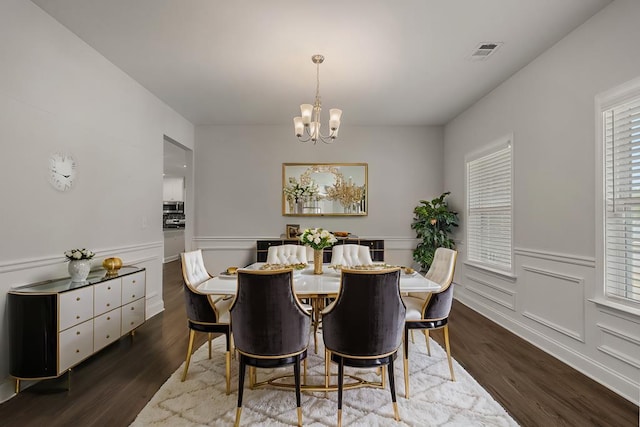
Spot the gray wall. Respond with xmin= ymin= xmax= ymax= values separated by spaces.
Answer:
xmin=444 ymin=0 xmax=640 ymax=402
xmin=193 ymin=125 xmax=444 ymax=274
xmin=0 ymin=0 xmax=193 ymax=402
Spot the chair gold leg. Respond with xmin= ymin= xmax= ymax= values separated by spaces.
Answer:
xmin=410 ymin=329 xmax=415 ymax=344
xmin=208 ymin=332 xmax=212 ymax=359
xmin=234 ymin=407 xmax=242 ymax=427
xmin=443 ymin=325 xmax=455 ymax=381
xmin=225 ymin=351 xmax=231 ymax=395
xmin=381 ymin=365 xmax=386 ymax=388
xmin=297 ymin=407 xmax=302 ymax=427
xmin=15 ymin=379 xmax=20 ymax=394
xmin=181 ymin=329 xmax=196 ymax=382
xmin=393 ymin=402 xmax=400 ymax=421
xmin=325 ymin=349 xmax=330 ymax=389
xmin=403 ymin=356 xmax=410 ymax=399
xmin=425 ymin=330 xmax=431 ymax=356
xmin=338 ymin=408 xmax=342 ymax=427
xmin=249 ymin=366 xmax=255 ymax=388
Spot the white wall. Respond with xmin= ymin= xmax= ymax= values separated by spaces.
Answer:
xmin=0 ymin=0 xmax=194 ymax=402
xmin=193 ymin=125 xmax=444 ymax=274
xmin=444 ymin=0 xmax=640 ymax=403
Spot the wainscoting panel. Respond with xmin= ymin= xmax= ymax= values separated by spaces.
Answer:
xmin=465 ymin=274 xmax=516 ymax=310
xmin=521 ymin=265 xmax=585 ymax=342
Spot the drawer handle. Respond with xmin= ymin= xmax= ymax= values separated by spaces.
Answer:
xmin=132 ymin=294 xmax=135 ymax=298
xmin=76 ymin=331 xmax=80 ymax=335
xmin=76 ymin=297 xmax=80 ymax=301
xmin=76 ymin=315 xmax=80 ymax=319
xmin=132 ymin=280 xmax=136 ymax=284
xmin=108 ymin=286 xmax=111 ymax=290
xmin=106 ymin=335 xmax=110 ymax=339
xmin=107 ymin=317 xmax=111 ymax=320
xmin=131 ymin=307 xmax=135 ymax=311
xmin=130 ymin=321 xmax=134 ymax=325
xmin=76 ymin=349 xmax=80 ymax=353
xmin=107 ymin=303 xmax=110 ymax=307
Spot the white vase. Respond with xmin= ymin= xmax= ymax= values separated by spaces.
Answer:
xmin=68 ymin=259 xmax=91 ymax=282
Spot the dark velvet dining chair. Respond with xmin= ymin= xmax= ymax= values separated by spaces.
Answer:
xmin=322 ymin=267 xmax=404 ymax=427
xmin=180 ymin=250 xmax=232 ymax=395
xmin=402 ymin=247 xmax=458 ymax=398
xmin=230 ymin=268 xmax=311 ymax=427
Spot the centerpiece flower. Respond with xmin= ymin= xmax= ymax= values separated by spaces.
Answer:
xmin=64 ymin=248 xmax=95 ymax=282
xmin=299 ymin=228 xmax=337 ymax=274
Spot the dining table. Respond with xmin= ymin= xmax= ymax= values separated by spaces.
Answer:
xmin=197 ymin=262 xmax=440 ymax=296
xmin=196 ymin=262 xmax=441 ymax=392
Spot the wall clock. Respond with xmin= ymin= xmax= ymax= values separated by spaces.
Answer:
xmin=48 ymin=153 xmax=77 ymax=192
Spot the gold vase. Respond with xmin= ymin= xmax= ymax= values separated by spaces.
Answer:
xmin=102 ymin=257 xmax=123 ymax=276
xmin=313 ymin=249 xmax=323 ymax=275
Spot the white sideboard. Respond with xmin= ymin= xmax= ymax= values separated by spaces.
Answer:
xmin=7 ymin=266 xmax=146 ymax=393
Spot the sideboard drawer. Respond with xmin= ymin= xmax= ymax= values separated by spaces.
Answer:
xmin=122 ymin=271 xmax=145 ymax=304
xmin=94 ymin=309 xmax=122 ymax=351
xmin=59 ymin=319 xmax=94 ymax=373
xmin=121 ymin=298 xmax=145 ymax=334
xmin=59 ymin=287 xmax=94 ymax=331
xmin=94 ymin=279 xmax=122 ymax=316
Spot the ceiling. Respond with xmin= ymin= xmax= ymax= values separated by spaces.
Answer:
xmin=31 ymin=0 xmax=611 ymax=128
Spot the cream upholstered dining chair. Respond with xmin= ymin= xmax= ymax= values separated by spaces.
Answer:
xmin=329 ymin=244 xmax=374 ymax=267
xmin=322 ymin=267 xmax=405 ymax=427
xmin=180 ymin=250 xmax=233 ymax=395
xmin=266 ymin=244 xmax=308 ymax=265
xmin=402 ymin=247 xmax=457 ymax=398
xmin=230 ymin=269 xmax=311 ymax=427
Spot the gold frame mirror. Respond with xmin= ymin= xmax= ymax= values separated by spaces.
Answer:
xmin=282 ymin=163 xmax=368 ymax=216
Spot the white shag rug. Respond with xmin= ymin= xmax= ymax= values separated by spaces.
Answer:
xmin=131 ymin=332 xmax=518 ymax=426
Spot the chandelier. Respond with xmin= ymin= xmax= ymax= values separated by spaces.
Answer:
xmin=293 ymin=54 xmax=342 ymax=144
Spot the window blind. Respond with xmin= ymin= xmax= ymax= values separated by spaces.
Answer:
xmin=604 ymin=96 xmax=640 ymax=303
xmin=467 ymin=144 xmax=512 ymax=271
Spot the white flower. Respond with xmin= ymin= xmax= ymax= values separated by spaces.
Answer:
xmin=72 ymin=251 xmax=82 ymax=259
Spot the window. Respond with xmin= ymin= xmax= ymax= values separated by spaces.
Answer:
xmin=602 ymin=93 xmax=640 ymax=304
xmin=466 ymin=136 xmax=513 ymax=273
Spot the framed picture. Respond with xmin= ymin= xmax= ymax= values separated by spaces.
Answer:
xmin=286 ymin=224 xmax=300 ymax=239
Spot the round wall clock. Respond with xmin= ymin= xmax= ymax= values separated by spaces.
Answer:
xmin=48 ymin=153 xmax=77 ymax=192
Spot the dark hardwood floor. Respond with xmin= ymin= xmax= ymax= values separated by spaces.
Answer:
xmin=0 ymin=260 xmax=637 ymax=426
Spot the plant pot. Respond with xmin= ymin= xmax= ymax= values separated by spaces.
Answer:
xmin=68 ymin=259 xmax=91 ymax=282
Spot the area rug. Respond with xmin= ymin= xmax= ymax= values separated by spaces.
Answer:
xmin=131 ymin=332 xmax=518 ymax=426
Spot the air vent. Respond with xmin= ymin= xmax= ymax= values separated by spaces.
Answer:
xmin=468 ymin=42 xmax=503 ymax=61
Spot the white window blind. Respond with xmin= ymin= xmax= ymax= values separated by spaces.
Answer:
xmin=467 ymin=143 xmax=512 ymax=272
xmin=604 ymin=96 xmax=640 ymax=303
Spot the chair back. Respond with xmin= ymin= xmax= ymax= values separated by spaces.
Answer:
xmin=231 ymin=269 xmax=310 ymax=357
xmin=180 ymin=251 xmax=220 ymax=323
xmin=330 ymin=244 xmax=374 ymax=267
xmin=266 ymin=244 xmax=308 ymax=265
xmin=181 ymin=249 xmax=211 ymax=287
xmin=422 ymin=248 xmax=457 ymax=320
xmin=323 ymin=268 xmax=404 ymax=357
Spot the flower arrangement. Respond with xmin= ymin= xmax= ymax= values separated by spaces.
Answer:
xmin=299 ymin=228 xmax=338 ymax=250
xmin=283 ymin=177 xmax=319 ymax=202
xmin=64 ymin=248 xmax=95 ymax=261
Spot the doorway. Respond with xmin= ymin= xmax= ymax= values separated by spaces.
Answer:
xmin=163 ymin=137 xmax=192 ymax=263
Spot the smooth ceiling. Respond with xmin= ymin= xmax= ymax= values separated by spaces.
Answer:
xmin=31 ymin=0 xmax=611 ymax=126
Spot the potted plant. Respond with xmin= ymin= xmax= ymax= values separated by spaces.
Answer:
xmin=411 ymin=192 xmax=459 ymax=271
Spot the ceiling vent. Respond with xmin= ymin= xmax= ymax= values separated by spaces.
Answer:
xmin=468 ymin=42 xmax=503 ymax=61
